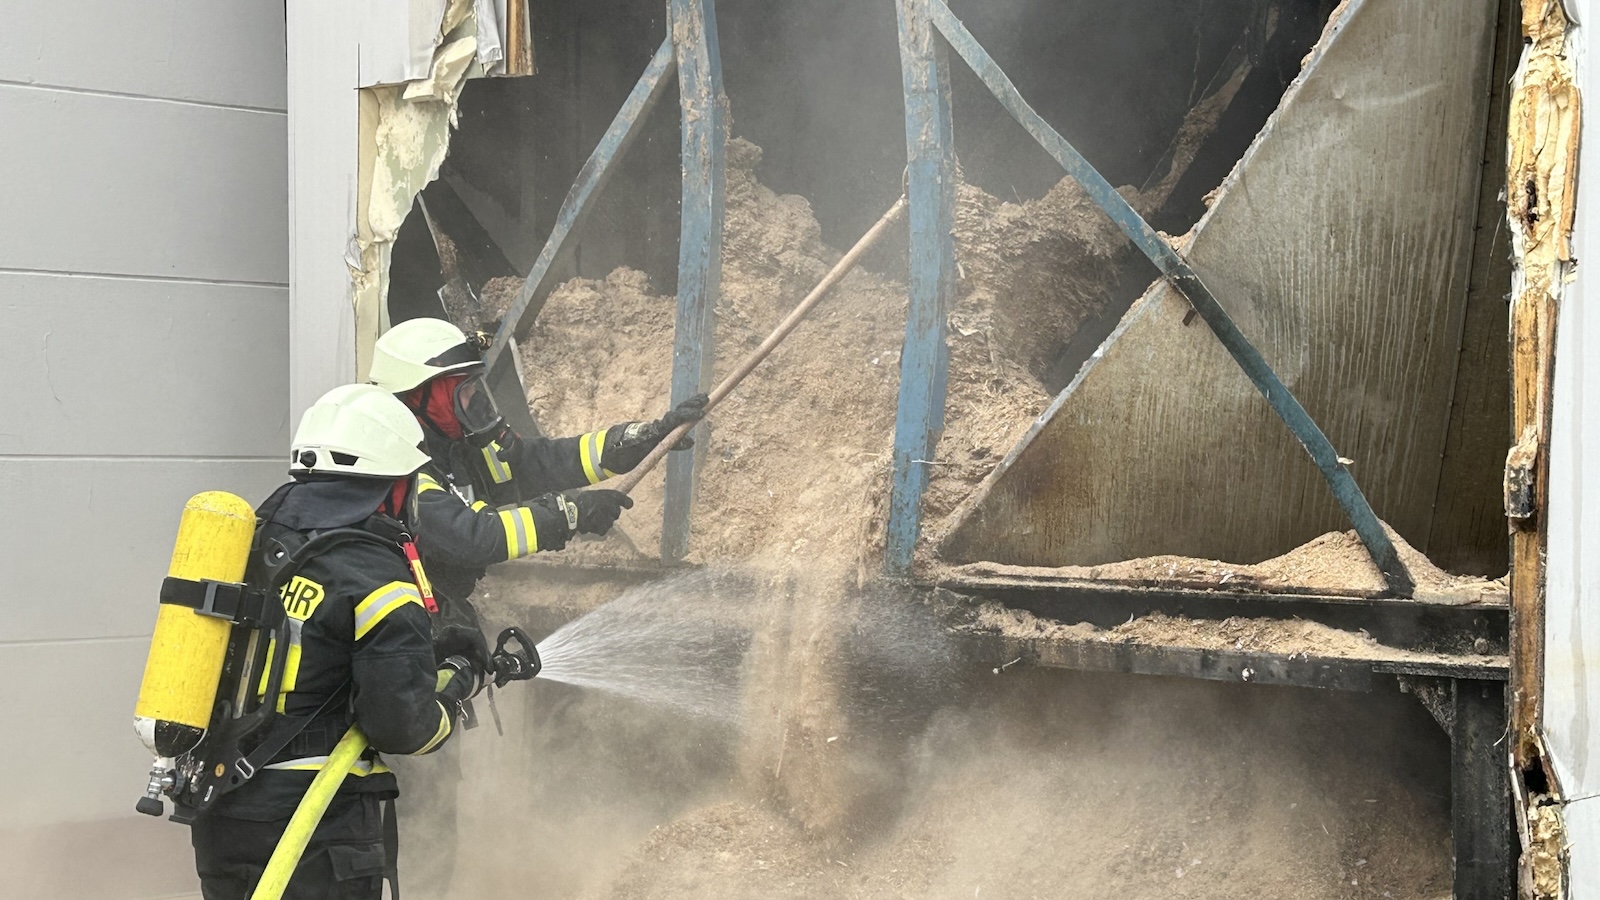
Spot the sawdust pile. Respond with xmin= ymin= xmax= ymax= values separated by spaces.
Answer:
xmin=488 ymin=137 xmax=1123 ymax=564
xmin=446 ymin=640 xmax=1453 ymax=900
xmin=588 ymin=671 xmax=1454 ymax=900
xmin=948 ymin=524 xmax=1508 ymax=604
xmin=972 ymin=605 xmax=1503 ymax=670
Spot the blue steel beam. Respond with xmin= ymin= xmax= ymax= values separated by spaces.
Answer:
xmin=885 ymin=0 xmax=958 ymax=579
xmin=662 ymin=0 xmax=728 ymax=562
xmin=485 ymin=37 xmax=677 ymax=373
xmin=927 ymin=0 xmax=1413 ymax=597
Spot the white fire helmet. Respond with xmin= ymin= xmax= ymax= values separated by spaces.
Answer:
xmin=290 ymin=384 xmax=430 ymax=478
xmin=368 ymin=318 xmax=484 ymax=393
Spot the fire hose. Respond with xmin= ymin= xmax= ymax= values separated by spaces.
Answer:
xmin=250 ymin=632 xmax=538 ymax=900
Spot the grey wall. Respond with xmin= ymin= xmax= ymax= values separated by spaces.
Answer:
xmin=0 ymin=3 xmax=290 ymax=897
xmin=1547 ymin=6 xmax=1600 ymax=894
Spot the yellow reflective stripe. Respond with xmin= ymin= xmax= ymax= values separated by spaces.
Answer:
xmin=480 ymin=442 xmax=513 ymax=484
xmin=579 ymin=429 xmax=608 ymax=484
xmin=255 ymin=618 xmax=306 ymax=713
xmin=353 ymin=582 xmax=423 ymax=640
xmin=498 ymin=508 xmax=522 ymax=558
xmin=520 ymin=507 xmax=539 ymax=554
xmin=497 ymin=506 xmax=540 ymax=559
xmin=470 ymin=500 xmax=488 ymax=512
xmin=264 ymin=756 xmax=391 ymax=776
xmin=418 ymin=472 xmax=445 ymax=493
xmin=414 ymin=703 xmax=453 ymax=754
xmin=280 ymin=620 xmax=304 ymax=713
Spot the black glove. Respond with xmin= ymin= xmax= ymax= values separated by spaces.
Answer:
xmin=599 ymin=393 xmax=709 ymax=474
xmin=433 ymin=621 xmax=492 ymax=676
xmin=569 ymin=489 xmax=633 ymax=536
xmin=437 ymin=654 xmax=484 ymax=708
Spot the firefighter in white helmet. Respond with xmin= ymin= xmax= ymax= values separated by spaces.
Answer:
xmin=368 ymin=317 xmax=704 ymax=895
xmin=189 ymin=384 xmax=486 ymax=900
xmin=368 ymin=317 xmax=705 ymax=613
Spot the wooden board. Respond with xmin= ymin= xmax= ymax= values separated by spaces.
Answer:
xmin=940 ymin=0 xmax=1500 ymax=568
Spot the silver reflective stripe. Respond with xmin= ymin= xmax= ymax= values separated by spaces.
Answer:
xmin=265 ymin=755 xmax=378 ymax=775
xmin=353 ymin=583 xmax=419 ymax=637
xmin=509 ymin=505 xmax=531 ymax=556
xmin=587 ymin=431 xmax=604 ymax=469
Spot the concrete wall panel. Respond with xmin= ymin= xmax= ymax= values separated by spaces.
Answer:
xmin=0 ymin=458 xmax=285 ymax=644
xmin=0 ymin=1 xmax=287 ymax=111
xmin=0 ymin=637 xmax=189 ymax=823
xmin=0 ymin=273 xmax=288 ymax=457
xmin=0 ymin=7 xmax=289 ymax=897
xmin=287 ymin=1 xmax=364 ymax=418
xmin=0 ymin=85 xmax=288 ymax=283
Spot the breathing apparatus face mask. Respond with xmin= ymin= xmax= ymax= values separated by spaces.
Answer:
xmin=380 ymin=471 xmax=423 ymax=535
xmin=453 ymin=373 xmax=505 ymax=447
xmin=402 ymin=471 xmax=422 ymax=533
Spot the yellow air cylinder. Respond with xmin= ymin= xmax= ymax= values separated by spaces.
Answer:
xmin=134 ymin=491 xmax=257 ymax=759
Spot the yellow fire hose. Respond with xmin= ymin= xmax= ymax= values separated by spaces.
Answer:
xmin=250 ymin=669 xmax=456 ymax=899
xmin=248 ymin=725 xmax=369 ymax=900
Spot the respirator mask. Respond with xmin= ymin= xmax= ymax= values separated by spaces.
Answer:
xmin=452 ymin=372 xmax=506 ymax=447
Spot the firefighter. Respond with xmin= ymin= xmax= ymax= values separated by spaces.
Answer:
xmin=189 ymin=384 xmax=488 ymax=900
xmin=366 ymin=316 xmax=705 ymax=896
xmin=367 ymin=316 xmax=706 ymax=649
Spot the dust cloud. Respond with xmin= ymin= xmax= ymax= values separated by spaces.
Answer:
xmin=423 ymin=571 xmax=1452 ymax=900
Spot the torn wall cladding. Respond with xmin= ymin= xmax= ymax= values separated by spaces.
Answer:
xmin=941 ymin=0 xmax=1509 ymax=574
xmin=350 ymin=0 xmax=533 ymax=379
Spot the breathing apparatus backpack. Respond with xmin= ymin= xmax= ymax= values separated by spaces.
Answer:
xmin=133 ymin=490 xmax=408 ymax=823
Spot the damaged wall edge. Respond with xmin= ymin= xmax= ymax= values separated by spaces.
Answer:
xmin=354 ymin=0 xmax=482 ymax=380
xmin=288 ymin=0 xmax=531 ymax=419
xmin=1507 ymin=0 xmax=1580 ymax=897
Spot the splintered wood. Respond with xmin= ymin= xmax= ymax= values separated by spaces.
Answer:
xmin=1506 ymin=0 xmax=1578 ymax=771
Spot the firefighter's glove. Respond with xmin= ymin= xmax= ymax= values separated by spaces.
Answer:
xmin=433 ymin=622 xmax=492 ymax=676
xmin=570 ymin=489 xmax=633 ymax=536
xmin=599 ymin=393 xmax=709 ymax=474
xmin=437 ymin=654 xmax=485 ymax=707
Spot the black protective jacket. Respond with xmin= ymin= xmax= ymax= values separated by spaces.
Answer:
xmin=207 ymin=479 xmax=457 ymax=822
xmin=414 ymin=426 xmax=609 ymax=603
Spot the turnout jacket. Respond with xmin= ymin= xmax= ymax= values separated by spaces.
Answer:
xmin=208 ymin=479 xmax=457 ymax=822
xmin=415 ymin=425 xmax=615 ymax=603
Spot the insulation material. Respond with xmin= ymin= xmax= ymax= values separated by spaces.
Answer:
xmin=940 ymin=0 xmax=1500 ymax=569
xmin=351 ymin=1 xmax=478 ymax=378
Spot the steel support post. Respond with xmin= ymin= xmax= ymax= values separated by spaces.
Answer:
xmin=885 ymin=0 xmax=957 ymax=578
xmin=662 ymin=0 xmax=727 ymax=561
xmin=1450 ymin=678 xmax=1512 ymax=900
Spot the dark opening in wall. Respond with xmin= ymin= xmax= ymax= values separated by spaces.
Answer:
xmin=386 ymin=0 xmax=1511 ymax=575
xmin=389 ymin=0 xmax=1335 ymax=322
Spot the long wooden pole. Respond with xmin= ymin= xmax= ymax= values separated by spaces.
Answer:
xmin=610 ymin=195 xmax=908 ymax=496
